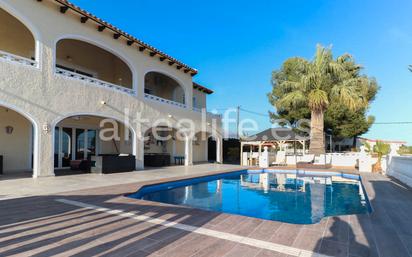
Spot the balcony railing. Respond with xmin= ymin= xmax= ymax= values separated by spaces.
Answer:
xmin=55 ymin=67 xmax=136 ymax=95
xmin=192 ymin=107 xmax=222 ymax=119
xmin=0 ymin=50 xmax=37 ymax=67
xmin=144 ymin=93 xmax=187 ymax=108
xmin=193 ymin=107 xmax=202 ymax=112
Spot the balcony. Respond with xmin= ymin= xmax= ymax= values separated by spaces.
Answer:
xmin=56 ymin=67 xmax=135 ymax=95
xmin=144 ymin=71 xmax=187 ymax=109
xmin=55 ymin=38 xmax=134 ymax=95
xmin=0 ymin=8 xmax=37 ymax=68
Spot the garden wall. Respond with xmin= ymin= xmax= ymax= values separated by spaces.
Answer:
xmin=387 ymin=156 xmax=412 ymax=188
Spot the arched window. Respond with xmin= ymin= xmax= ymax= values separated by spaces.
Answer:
xmin=56 ymin=39 xmax=133 ymax=89
xmin=0 ymin=8 xmax=36 ymax=60
xmin=145 ymin=72 xmax=186 ymax=105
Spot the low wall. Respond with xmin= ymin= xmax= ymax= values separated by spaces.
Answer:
xmin=286 ymin=153 xmax=360 ymax=167
xmin=387 ymin=156 xmax=412 ymax=188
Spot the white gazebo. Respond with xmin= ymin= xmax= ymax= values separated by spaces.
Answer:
xmin=240 ymin=128 xmax=308 ymax=167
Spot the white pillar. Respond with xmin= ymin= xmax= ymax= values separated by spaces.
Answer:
xmin=71 ymin=129 xmax=76 ymax=161
xmin=84 ymin=129 xmax=88 ymax=159
xmin=240 ymin=142 xmax=244 ymax=166
xmin=58 ymin=127 xmax=63 ymax=168
xmin=303 ymin=140 xmax=306 ymax=154
xmin=133 ymin=126 xmax=144 ymax=170
xmin=204 ymin=137 xmax=208 ymax=162
xmin=185 ymin=136 xmax=193 ymax=166
xmin=172 ymin=139 xmax=176 ymax=164
xmin=216 ymin=137 xmax=223 ymax=164
xmin=34 ymin=124 xmax=55 ymax=178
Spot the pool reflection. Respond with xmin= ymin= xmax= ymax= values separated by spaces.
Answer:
xmin=138 ymin=171 xmax=369 ymax=224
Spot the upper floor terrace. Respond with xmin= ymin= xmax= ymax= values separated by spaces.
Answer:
xmin=0 ymin=0 xmax=217 ymax=117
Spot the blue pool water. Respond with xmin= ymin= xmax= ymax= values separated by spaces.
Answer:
xmin=128 ymin=170 xmax=371 ymax=224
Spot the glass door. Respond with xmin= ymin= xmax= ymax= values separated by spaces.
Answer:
xmin=86 ymin=130 xmax=97 ymax=159
xmin=76 ymin=129 xmax=86 ymax=160
xmin=62 ymin=128 xmax=72 ymax=167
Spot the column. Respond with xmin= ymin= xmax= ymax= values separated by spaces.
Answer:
xmin=171 ymin=139 xmax=176 ymax=164
xmin=216 ymin=137 xmax=223 ymax=164
xmin=204 ymin=137 xmax=209 ymax=162
xmin=34 ymin=124 xmax=55 ymax=178
xmin=240 ymin=142 xmax=244 ymax=166
xmin=133 ymin=126 xmax=144 ymax=170
xmin=185 ymin=136 xmax=193 ymax=166
xmin=58 ymin=127 xmax=63 ymax=168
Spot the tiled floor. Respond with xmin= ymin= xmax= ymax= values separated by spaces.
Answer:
xmin=0 ymin=164 xmax=242 ymax=199
xmin=1 ymin=170 xmax=412 ymax=257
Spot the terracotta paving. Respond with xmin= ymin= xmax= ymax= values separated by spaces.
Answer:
xmin=0 ymin=172 xmax=412 ymax=257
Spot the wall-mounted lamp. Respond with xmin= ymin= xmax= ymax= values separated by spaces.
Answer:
xmin=100 ymin=100 xmax=107 ymax=105
xmin=5 ymin=126 xmax=13 ymax=134
xmin=168 ymin=114 xmax=173 ymax=118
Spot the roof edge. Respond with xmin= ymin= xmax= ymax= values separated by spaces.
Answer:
xmin=47 ymin=0 xmax=198 ymax=76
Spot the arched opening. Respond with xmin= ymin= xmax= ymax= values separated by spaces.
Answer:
xmin=144 ymin=126 xmax=186 ymax=167
xmin=0 ymin=7 xmax=36 ymax=63
xmin=144 ymin=72 xmax=186 ymax=105
xmin=55 ymin=39 xmax=133 ymax=89
xmin=53 ymin=115 xmax=135 ymax=175
xmin=0 ymin=106 xmax=35 ymax=178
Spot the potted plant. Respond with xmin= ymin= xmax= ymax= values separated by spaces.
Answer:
xmin=362 ymin=141 xmax=390 ymax=173
xmin=372 ymin=141 xmax=390 ymax=173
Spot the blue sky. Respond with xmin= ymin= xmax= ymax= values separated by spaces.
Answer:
xmin=71 ymin=0 xmax=412 ymax=143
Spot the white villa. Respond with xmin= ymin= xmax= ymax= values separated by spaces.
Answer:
xmin=0 ymin=0 xmax=223 ymax=178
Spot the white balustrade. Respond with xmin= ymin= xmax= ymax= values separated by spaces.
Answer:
xmin=0 ymin=50 xmax=37 ymax=67
xmin=55 ymin=67 xmax=136 ymax=95
xmin=144 ymin=93 xmax=187 ymax=108
xmin=193 ymin=107 xmax=202 ymax=112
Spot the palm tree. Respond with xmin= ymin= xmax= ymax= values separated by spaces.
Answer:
xmin=372 ymin=141 xmax=390 ymax=173
xmin=275 ymin=45 xmax=369 ymax=154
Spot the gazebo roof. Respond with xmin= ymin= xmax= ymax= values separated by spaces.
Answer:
xmin=242 ymin=128 xmax=304 ymax=142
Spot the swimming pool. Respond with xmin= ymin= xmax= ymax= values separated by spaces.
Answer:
xmin=128 ymin=169 xmax=371 ymax=224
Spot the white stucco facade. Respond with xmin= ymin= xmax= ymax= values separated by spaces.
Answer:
xmin=0 ymin=0 xmax=223 ymax=177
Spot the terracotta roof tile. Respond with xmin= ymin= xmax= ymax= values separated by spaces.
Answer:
xmin=193 ymin=82 xmax=214 ymax=94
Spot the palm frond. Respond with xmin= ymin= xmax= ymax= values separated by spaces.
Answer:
xmin=277 ymin=91 xmax=307 ymax=110
xmin=308 ymin=89 xmax=329 ymax=111
xmin=331 ymin=79 xmax=367 ymax=111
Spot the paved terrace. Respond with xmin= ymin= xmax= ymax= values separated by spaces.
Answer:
xmin=0 ymin=165 xmax=412 ymax=257
xmin=0 ymin=164 xmax=242 ymax=200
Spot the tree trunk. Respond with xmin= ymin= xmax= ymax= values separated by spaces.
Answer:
xmin=372 ymin=156 xmax=383 ymax=173
xmin=309 ymin=109 xmax=325 ymax=154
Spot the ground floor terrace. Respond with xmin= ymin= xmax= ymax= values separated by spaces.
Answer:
xmin=0 ymin=164 xmax=411 ymax=257
xmin=0 ymin=105 xmax=223 ymax=178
